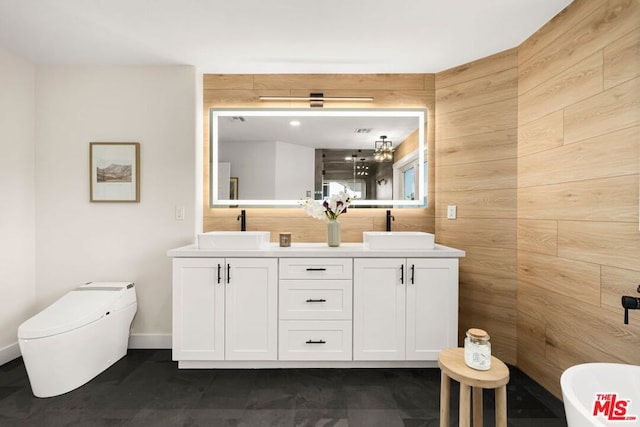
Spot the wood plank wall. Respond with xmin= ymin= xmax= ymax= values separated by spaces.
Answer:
xmin=516 ymin=0 xmax=640 ymax=398
xmin=202 ymin=74 xmax=436 ymax=241
xmin=434 ymin=49 xmax=519 ymax=365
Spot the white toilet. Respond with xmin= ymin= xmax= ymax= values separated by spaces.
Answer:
xmin=17 ymin=282 xmax=137 ymax=398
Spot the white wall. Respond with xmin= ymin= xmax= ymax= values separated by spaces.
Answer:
xmin=275 ymin=141 xmax=314 ymax=199
xmin=34 ymin=65 xmax=197 ymax=345
xmin=220 ymin=140 xmax=276 ymax=199
xmin=0 ymin=46 xmax=36 ymax=362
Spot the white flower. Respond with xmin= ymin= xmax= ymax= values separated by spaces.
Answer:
xmin=300 ymin=190 xmax=354 ymax=221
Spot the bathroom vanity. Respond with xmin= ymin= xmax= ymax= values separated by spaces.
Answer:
xmin=168 ymin=240 xmax=464 ymax=369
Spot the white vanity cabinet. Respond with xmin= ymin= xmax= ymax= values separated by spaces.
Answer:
xmin=278 ymin=258 xmax=353 ymax=360
xmin=169 ymin=242 xmax=464 ymax=369
xmin=172 ymin=257 xmax=277 ymax=362
xmin=353 ymin=258 xmax=458 ymax=361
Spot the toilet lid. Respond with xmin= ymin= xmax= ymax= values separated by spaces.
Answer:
xmin=18 ymin=288 xmax=125 ymax=339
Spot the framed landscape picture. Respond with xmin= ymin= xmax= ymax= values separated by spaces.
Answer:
xmin=90 ymin=142 xmax=140 ymax=202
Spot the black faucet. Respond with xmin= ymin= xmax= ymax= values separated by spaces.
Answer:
xmin=237 ymin=209 xmax=246 ymax=231
xmin=386 ymin=210 xmax=395 ymax=232
xmin=622 ymin=295 xmax=640 ymax=324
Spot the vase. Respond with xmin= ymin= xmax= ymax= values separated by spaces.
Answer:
xmin=327 ymin=219 xmax=341 ymax=247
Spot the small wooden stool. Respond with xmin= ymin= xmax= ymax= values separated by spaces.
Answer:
xmin=438 ymin=348 xmax=509 ymax=427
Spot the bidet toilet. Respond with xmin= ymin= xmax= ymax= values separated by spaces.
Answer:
xmin=17 ymin=282 xmax=137 ymax=398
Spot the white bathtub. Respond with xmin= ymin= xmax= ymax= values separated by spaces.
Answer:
xmin=561 ymin=363 xmax=640 ymax=427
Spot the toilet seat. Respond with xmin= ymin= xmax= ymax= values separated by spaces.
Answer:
xmin=18 ymin=282 xmax=134 ymax=340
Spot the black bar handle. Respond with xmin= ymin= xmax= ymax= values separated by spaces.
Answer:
xmin=305 ymin=340 xmax=326 ymax=344
xmin=306 ymin=267 xmax=327 ymax=271
xmin=217 ymin=264 xmax=222 ymax=284
xmin=227 ymin=264 xmax=231 ymax=284
xmin=306 ymin=299 xmax=326 ymax=303
xmin=410 ymin=264 xmax=415 ymax=284
xmin=400 ymin=264 xmax=404 ymax=284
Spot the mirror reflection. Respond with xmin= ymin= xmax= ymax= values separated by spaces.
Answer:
xmin=210 ymin=109 xmax=426 ymax=207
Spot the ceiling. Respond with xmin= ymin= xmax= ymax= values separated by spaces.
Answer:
xmin=0 ymin=0 xmax=573 ymax=73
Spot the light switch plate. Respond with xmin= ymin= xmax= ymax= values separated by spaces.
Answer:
xmin=175 ymin=206 xmax=185 ymax=221
xmin=447 ymin=205 xmax=457 ymax=219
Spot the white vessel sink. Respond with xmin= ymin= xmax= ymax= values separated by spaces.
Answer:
xmin=363 ymin=231 xmax=435 ymax=250
xmin=197 ymin=231 xmax=270 ymax=250
xmin=561 ymin=363 xmax=640 ymax=427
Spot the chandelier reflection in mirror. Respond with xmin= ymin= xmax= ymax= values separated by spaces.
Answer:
xmin=374 ymin=135 xmax=394 ymax=162
xmin=355 ymin=158 xmax=369 ymax=176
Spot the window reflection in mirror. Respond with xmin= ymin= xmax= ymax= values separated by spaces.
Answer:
xmin=210 ymin=109 xmax=426 ymax=207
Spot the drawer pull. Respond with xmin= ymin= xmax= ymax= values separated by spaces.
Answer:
xmin=306 ymin=267 xmax=327 ymax=271
xmin=305 ymin=339 xmax=326 ymax=344
xmin=306 ymin=298 xmax=327 ymax=303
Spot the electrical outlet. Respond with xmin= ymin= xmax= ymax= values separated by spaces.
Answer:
xmin=447 ymin=205 xmax=457 ymax=219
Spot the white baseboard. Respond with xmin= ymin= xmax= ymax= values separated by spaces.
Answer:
xmin=128 ymin=334 xmax=171 ymax=349
xmin=0 ymin=342 xmax=21 ymax=366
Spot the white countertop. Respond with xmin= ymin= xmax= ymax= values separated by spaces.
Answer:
xmin=167 ymin=242 xmax=465 ymax=258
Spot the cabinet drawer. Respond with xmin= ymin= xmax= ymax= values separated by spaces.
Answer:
xmin=279 ymin=258 xmax=352 ymax=280
xmin=279 ymin=320 xmax=352 ymax=360
xmin=279 ymin=280 xmax=352 ymax=320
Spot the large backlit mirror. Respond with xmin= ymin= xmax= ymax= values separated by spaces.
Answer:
xmin=210 ymin=109 xmax=426 ymax=207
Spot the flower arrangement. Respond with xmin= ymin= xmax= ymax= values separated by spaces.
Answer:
xmin=301 ymin=190 xmax=353 ymax=221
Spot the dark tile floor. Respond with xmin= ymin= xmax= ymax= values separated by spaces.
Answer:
xmin=0 ymin=350 xmax=567 ymax=426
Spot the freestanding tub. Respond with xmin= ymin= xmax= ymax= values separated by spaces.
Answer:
xmin=561 ymin=363 xmax=640 ymax=427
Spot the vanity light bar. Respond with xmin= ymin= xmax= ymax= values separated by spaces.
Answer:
xmin=258 ymin=96 xmax=374 ymax=102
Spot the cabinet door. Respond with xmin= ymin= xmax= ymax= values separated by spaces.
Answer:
xmin=406 ymin=258 xmax=459 ymax=360
xmin=172 ymin=258 xmax=225 ymax=361
xmin=225 ymin=258 xmax=278 ymax=360
xmin=353 ymin=258 xmax=406 ymax=360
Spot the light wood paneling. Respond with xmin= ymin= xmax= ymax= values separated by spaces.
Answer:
xmin=517 ymin=220 xmax=557 ymax=256
xmin=518 ymin=0 xmax=639 ymax=95
xmin=435 ymin=67 xmax=517 ymax=114
xmin=516 ymin=312 xmax=546 ymax=359
xmin=203 ymin=74 xmax=255 ymax=90
xmin=436 ymin=49 xmax=518 ymax=89
xmin=436 ymin=48 xmax=518 ymax=365
xmin=436 ymin=218 xmax=516 ymax=249
xmin=518 ymin=175 xmax=639 ymax=222
xmin=253 ymin=74 xmax=428 ymax=90
xmin=518 ymin=51 xmax=603 ymax=126
xmin=520 ymin=281 xmax=640 ymax=366
xmin=459 ymin=246 xmax=516 ymax=282
xmin=518 ymin=251 xmax=601 ymax=306
xmin=436 ymin=129 xmax=517 ymax=166
xmin=202 ymin=74 xmax=436 ymax=238
xmin=436 ymin=98 xmax=517 ymax=140
xmin=604 ymin=27 xmax=640 ymax=89
xmin=518 ymin=0 xmax=594 ymax=65
xmin=563 ymin=79 xmax=640 ymax=144
xmin=518 ymin=126 xmax=639 ymax=188
xmin=437 ymin=189 xmax=516 ymax=219
xmin=557 ymin=221 xmax=640 ymax=271
xmin=517 ymin=0 xmax=640 ymax=399
xmin=436 ymin=159 xmax=517 ymax=193
xmin=517 ymin=110 xmax=563 ymax=157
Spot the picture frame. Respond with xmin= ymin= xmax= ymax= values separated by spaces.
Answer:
xmin=90 ymin=142 xmax=140 ymax=202
xmin=230 ymin=177 xmax=239 ymax=200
